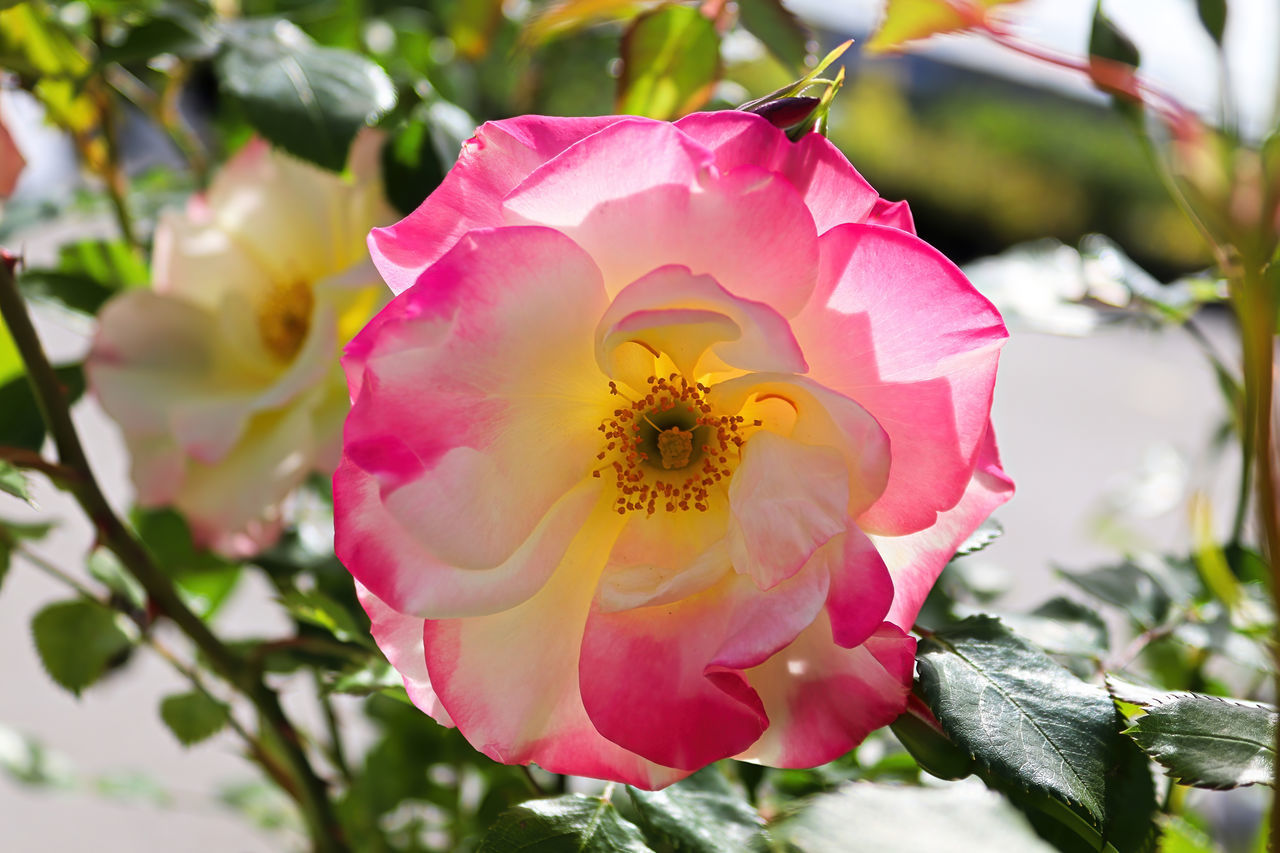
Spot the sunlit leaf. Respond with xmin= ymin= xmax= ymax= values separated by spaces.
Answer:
xmin=1110 ymin=680 xmax=1276 ymax=791
xmin=617 ymin=5 xmax=720 ymax=120
xmin=867 ymin=0 xmax=1026 ymax=54
xmin=918 ymin=616 xmax=1157 ymax=851
xmin=217 ymin=18 xmax=396 ymax=171
xmin=479 ymin=794 xmax=652 ymax=852
xmin=522 ymin=0 xmax=656 ymax=47
xmin=735 ymin=0 xmax=813 ymax=71
xmin=627 ymin=766 xmax=763 ymax=852
xmin=770 ymin=782 xmax=1055 ymax=852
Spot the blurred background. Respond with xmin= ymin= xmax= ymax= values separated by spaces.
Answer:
xmin=0 ymin=0 xmax=1274 ymax=849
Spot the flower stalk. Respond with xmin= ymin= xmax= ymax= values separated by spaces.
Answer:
xmin=0 ymin=255 xmax=347 ymax=853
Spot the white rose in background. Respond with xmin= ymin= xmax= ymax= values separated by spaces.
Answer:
xmin=89 ymin=133 xmax=393 ymax=556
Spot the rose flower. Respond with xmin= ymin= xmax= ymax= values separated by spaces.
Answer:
xmin=90 ymin=134 xmax=392 ymax=555
xmin=336 ymin=112 xmax=1013 ymax=788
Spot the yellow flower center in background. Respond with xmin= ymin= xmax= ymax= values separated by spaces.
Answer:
xmin=595 ymin=374 xmax=750 ymax=516
xmin=258 ymin=279 xmax=314 ymax=361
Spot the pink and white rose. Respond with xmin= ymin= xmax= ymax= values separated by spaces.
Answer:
xmin=90 ymin=135 xmax=393 ymax=555
xmin=336 ymin=111 xmax=1013 ymax=787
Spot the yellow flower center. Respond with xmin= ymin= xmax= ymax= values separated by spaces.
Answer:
xmin=258 ymin=279 xmax=314 ymax=361
xmin=594 ymin=374 xmax=751 ymax=516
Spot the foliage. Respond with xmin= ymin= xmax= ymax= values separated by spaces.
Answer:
xmin=0 ymin=0 xmax=1275 ymax=851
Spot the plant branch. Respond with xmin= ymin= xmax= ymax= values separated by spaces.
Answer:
xmin=0 ymin=256 xmax=347 ymax=853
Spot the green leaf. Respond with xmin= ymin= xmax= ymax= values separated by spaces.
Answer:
xmin=159 ymin=691 xmax=231 ymax=747
xmin=280 ymin=588 xmax=368 ymax=645
xmin=1195 ymin=0 xmax=1227 ymax=46
xmin=953 ymin=517 xmax=1003 ymax=557
xmin=769 ymin=782 xmax=1056 ymax=852
xmin=18 ymin=270 xmax=116 ymax=316
xmin=998 ymin=597 xmax=1110 ymax=659
xmin=0 ymin=518 xmax=50 ymax=593
xmin=890 ymin=698 xmax=975 ymax=781
xmin=1157 ymin=815 xmax=1218 ymax=853
xmin=917 ymin=616 xmax=1156 ymax=850
xmin=1089 ymin=3 xmax=1140 ymax=67
xmin=626 ymin=766 xmax=763 ymax=852
xmin=0 ymin=461 xmax=32 ymax=503
xmin=617 ymin=5 xmax=720 ymax=120
xmin=867 ymin=0 xmax=1025 ymax=53
xmin=1058 ymin=561 xmax=1172 ymax=628
xmin=326 ymin=659 xmax=403 ymax=697
xmin=1110 ymin=683 xmax=1275 ymax=790
xmin=478 ymin=793 xmax=653 ymax=852
xmin=735 ymin=0 xmax=812 ymax=71
xmin=131 ymin=508 xmax=240 ymax=618
xmin=31 ymin=599 xmax=132 ymax=696
xmin=217 ymin=18 xmax=396 ymax=172
xmin=87 ymin=548 xmax=147 ymax=610
xmin=522 ymin=0 xmax=653 ymax=47
xmin=0 ymin=364 xmax=84 ymax=451
xmin=380 ymin=107 xmax=446 ymax=217
xmin=99 ymin=10 xmax=222 ymax=65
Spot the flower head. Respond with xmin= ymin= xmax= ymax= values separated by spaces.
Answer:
xmin=89 ymin=134 xmax=393 ymax=555
xmin=337 ymin=112 xmax=1012 ymax=787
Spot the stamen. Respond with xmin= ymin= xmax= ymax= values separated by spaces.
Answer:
xmin=593 ymin=375 xmax=742 ymax=516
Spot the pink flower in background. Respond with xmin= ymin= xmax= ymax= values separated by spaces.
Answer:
xmin=0 ymin=103 xmax=25 ymax=199
xmin=337 ymin=112 xmax=1012 ymax=787
xmin=89 ymin=135 xmax=393 ymax=555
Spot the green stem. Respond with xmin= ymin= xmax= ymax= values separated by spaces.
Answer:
xmin=0 ymin=258 xmax=347 ymax=853
xmin=1232 ymin=264 xmax=1280 ymax=851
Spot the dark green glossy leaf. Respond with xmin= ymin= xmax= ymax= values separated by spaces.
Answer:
xmin=31 ymin=599 xmax=132 ymax=696
xmin=918 ymin=617 xmax=1157 ymax=850
xmin=380 ymin=109 xmax=446 ymax=216
xmin=769 ymin=782 xmax=1055 ymax=853
xmin=478 ymin=793 xmax=652 ymax=852
xmin=217 ymin=18 xmax=396 ymax=171
xmin=87 ymin=548 xmax=147 ymax=610
xmin=999 ymin=596 xmax=1109 ymax=659
xmin=617 ymin=5 xmax=719 ymax=120
xmin=100 ymin=10 xmax=222 ymax=65
xmin=1111 ymin=682 xmax=1275 ymax=790
xmin=736 ymin=0 xmax=812 ymax=70
xmin=1058 ymin=561 xmax=1171 ymax=628
xmin=0 ymin=364 xmax=83 ymax=451
xmin=626 ymin=766 xmax=762 ymax=852
xmin=159 ymin=691 xmax=231 ymax=746
xmin=890 ymin=699 xmax=974 ymax=781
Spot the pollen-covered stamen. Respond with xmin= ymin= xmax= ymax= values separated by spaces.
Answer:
xmin=594 ymin=374 xmax=746 ymax=516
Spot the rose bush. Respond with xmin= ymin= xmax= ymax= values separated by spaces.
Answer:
xmin=90 ymin=134 xmax=392 ymax=555
xmin=336 ymin=111 xmax=1013 ymax=788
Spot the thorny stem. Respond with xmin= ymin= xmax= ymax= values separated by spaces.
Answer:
xmin=0 ymin=257 xmax=347 ymax=853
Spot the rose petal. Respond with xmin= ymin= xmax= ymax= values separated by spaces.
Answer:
xmin=874 ymin=422 xmax=1014 ymax=630
xmin=355 ymin=581 xmax=453 ymax=725
xmin=505 ymin=121 xmax=819 ymax=313
xmin=341 ymin=226 xmax=611 ymax=587
xmin=868 ymin=198 xmax=915 ymax=233
xmin=580 ymin=565 xmax=829 ymax=770
xmin=674 ymin=111 xmax=880 ymax=233
xmin=795 ymin=224 xmax=1007 ymax=535
xmin=741 ymin=621 xmax=915 ymax=767
xmin=369 ymin=115 xmax=623 ymax=295
xmin=424 ymin=502 xmax=687 ymax=788
xmin=596 ymin=264 xmax=807 ymax=382
xmin=709 ymin=373 xmax=891 ymax=518
xmin=727 ymin=431 xmax=848 ymax=590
